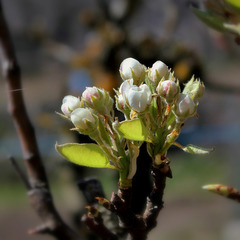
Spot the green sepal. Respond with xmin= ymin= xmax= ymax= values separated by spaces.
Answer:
xmin=116 ymin=118 xmax=151 ymax=142
xmin=149 ymin=97 xmax=158 ymax=123
xmin=192 ymin=8 xmax=226 ymax=32
xmin=181 ymin=144 xmax=214 ymax=154
xmin=97 ymin=118 xmax=112 ymax=146
xmin=56 ymin=143 xmax=114 ymax=169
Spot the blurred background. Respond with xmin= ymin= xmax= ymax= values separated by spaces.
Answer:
xmin=1 ymin=0 xmax=240 ymax=239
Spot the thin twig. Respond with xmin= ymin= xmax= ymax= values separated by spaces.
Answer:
xmin=82 ymin=206 xmax=118 ymax=240
xmin=9 ymin=156 xmax=31 ymax=190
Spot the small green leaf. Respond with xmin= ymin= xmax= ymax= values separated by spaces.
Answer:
xmin=182 ymin=144 xmax=214 ymax=154
xmin=224 ymin=0 xmax=240 ymax=14
xmin=192 ymin=8 xmax=225 ymax=32
xmin=56 ymin=143 xmax=112 ymax=168
xmin=116 ymin=119 xmax=151 ymax=142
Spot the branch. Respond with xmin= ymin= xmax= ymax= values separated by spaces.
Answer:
xmin=144 ymin=163 xmax=172 ymax=232
xmin=111 ymin=189 xmax=147 ymax=240
xmin=82 ymin=206 xmax=118 ymax=240
xmin=0 ymin=2 xmax=81 ymax=239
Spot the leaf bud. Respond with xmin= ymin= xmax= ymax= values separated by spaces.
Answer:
xmin=183 ymin=77 xmax=205 ymax=102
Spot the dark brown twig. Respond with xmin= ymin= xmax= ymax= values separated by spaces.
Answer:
xmin=144 ymin=164 xmax=171 ymax=232
xmin=82 ymin=206 xmax=118 ymax=240
xmin=0 ymin=1 xmax=81 ymax=239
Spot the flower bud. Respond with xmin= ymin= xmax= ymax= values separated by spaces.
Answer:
xmin=119 ymin=58 xmax=145 ymax=85
xmin=61 ymin=95 xmax=81 ymax=117
xmin=150 ymin=60 xmax=168 ymax=83
xmin=119 ymin=79 xmax=133 ymax=96
xmin=82 ymin=87 xmax=113 ymax=115
xmin=183 ymin=77 xmax=205 ymax=102
xmin=174 ymin=93 xmax=196 ymax=122
xmin=115 ymin=94 xmax=127 ymax=111
xmin=126 ymin=84 xmax=152 ymax=112
xmin=71 ymin=108 xmax=97 ymax=133
xmin=157 ymin=80 xmax=180 ymax=104
xmin=82 ymin=87 xmax=100 ymax=103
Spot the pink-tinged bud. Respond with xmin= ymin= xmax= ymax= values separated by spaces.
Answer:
xmin=82 ymin=87 xmax=100 ymax=104
xmin=61 ymin=95 xmax=81 ymax=117
xmin=115 ymin=94 xmax=127 ymax=111
xmin=126 ymin=84 xmax=152 ymax=112
xmin=82 ymin=87 xmax=113 ymax=115
xmin=174 ymin=93 xmax=196 ymax=122
xmin=150 ymin=60 xmax=168 ymax=83
xmin=119 ymin=58 xmax=145 ymax=85
xmin=157 ymin=80 xmax=180 ymax=104
xmin=71 ymin=108 xmax=97 ymax=133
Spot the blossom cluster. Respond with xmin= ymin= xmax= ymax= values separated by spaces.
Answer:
xmin=59 ymin=57 xmax=204 ymax=187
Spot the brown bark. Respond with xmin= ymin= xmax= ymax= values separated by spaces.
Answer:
xmin=0 ymin=2 xmax=81 ymax=239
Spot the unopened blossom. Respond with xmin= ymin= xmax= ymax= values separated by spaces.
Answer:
xmin=61 ymin=95 xmax=81 ymax=117
xmin=82 ymin=87 xmax=113 ymax=115
xmin=174 ymin=93 xmax=196 ymax=122
xmin=150 ymin=60 xmax=168 ymax=83
xmin=126 ymin=84 xmax=152 ymax=112
xmin=119 ymin=79 xmax=133 ymax=96
xmin=82 ymin=87 xmax=100 ymax=103
xmin=119 ymin=58 xmax=145 ymax=85
xmin=71 ymin=108 xmax=97 ymax=132
xmin=157 ymin=80 xmax=180 ymax=104
xmin=116 ymin=94 xmax=127 ymax=111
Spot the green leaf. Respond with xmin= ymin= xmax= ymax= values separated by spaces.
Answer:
xmin=116 ymin=119 xmax=151 ymax=142
xmin=56 ymin=143 xmax=113 ymax=168
xmin=192 ymin=8 xmax=225 ymax=32
xmin=224 ymin=0 xmax=240 ymax=14
xmin=182 ymin=144 xmax=214 ymax=154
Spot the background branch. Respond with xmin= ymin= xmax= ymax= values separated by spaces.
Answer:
xmin=0 ymin=1 xmax=81 ymax=239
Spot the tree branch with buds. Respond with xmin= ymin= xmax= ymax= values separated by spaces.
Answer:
xmin=57 ymin=57 xmax=211 ymax=239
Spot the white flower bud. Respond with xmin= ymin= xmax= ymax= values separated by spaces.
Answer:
xmin=82 ymin=87 xmax=113 ymax=115
xmin=157 ymin=80 xmax=180 ymax=104
xmin=174 ymin=93 xmax=196 ymax=122
xmin=61 ymin=95 xmax=81 ymax=117
xmin=116 ymin=94 xmax=127 ymax=111
xmin=119 ymin=79 xmax=133 ymax=96
xmin=71 ymin=108 xmax=96 ymax=132
xmin=126 ymin=84 xmax=152 ymax=112
xmin=150 ymin=60 xmax=168 ymax=83
xmin=119 ymin=58 xmax=145 ymax=85
xmin=82 ymin=87 xmax=100 ymax=104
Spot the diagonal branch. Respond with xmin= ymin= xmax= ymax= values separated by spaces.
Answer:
xmin=0 ymin=1 xmax=81 ymax=239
